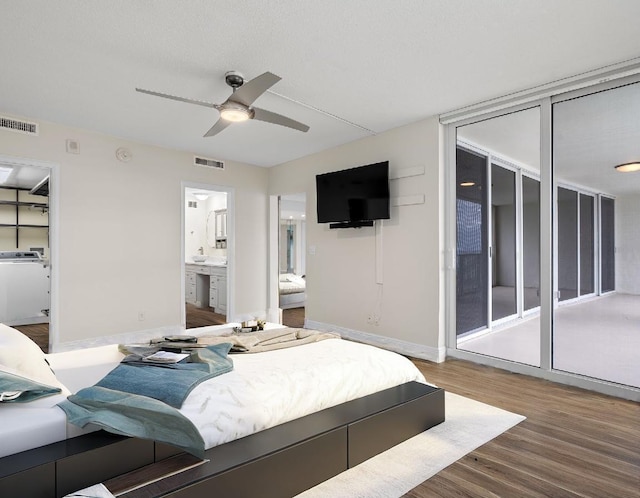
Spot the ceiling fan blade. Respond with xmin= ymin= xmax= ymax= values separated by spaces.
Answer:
xmin=252 ymin=107 xmax=310 ymax=132
xmin=227 ymin=72 xmax=281 ymax=107
xmin=136 ymin=88 xmax=220 ymax=109
xmin=203 ymin=118 xmax=232 ymax=137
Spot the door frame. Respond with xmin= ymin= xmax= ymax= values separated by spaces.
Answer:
xmin=181 ymin=181 xmax=235 ymax=328
xmin=0 ymin=154 xmax=59 ymax=348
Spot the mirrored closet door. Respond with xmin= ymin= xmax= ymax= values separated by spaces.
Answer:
xmin=449 ymin=73 xmax=640 ymax=398
xmin=455 ymin=106 xmax=542 ymax=367
xmin=552 ymin=80 xmax=640 ymax=388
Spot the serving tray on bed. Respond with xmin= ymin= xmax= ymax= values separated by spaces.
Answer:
xmin=0 ymin=381 xmax=445 ymax=497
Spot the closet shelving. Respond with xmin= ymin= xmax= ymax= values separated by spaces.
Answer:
xmin=0 ymin=186 xmax=49 ymax=248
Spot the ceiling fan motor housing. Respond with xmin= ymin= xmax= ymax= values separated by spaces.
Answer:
xmin=225 ymin=71 xmax=245 ymax=89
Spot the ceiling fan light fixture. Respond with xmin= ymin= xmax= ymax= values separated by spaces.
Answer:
xmin=614 ymin=162 xmax=640 ymax=173
xmin=220 ymin=105 xmax=251 ymax=123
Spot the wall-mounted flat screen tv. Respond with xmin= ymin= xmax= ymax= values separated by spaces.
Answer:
xmin=316 ymin=161 xmax=390 ymax=228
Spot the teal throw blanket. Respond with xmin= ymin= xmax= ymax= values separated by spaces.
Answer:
xmin=58 ymin=386 xmax=206 ymax=457
xmin=0 ymin=371 xmax=61 ymax=402
xmin=58 ymin=342 xmax=234 ymax=457
xmin=97 ymin=343 xmax=233 ymax=408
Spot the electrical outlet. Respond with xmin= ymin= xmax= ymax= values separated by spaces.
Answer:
xmin=138 ymin=311 xmax=145 ymax=321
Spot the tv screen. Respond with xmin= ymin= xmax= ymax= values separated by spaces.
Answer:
xmin=316 ymin=161 xmax=390 ymax=225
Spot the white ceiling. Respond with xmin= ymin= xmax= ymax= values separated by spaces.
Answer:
xmin=1 ymin=1 xmax=640 ymax=167
xmin=0 ymin=160 xmax=49 ymax=190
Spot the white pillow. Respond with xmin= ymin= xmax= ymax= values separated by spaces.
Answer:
xmin=0 ymin=323 xmax=69 ymax=395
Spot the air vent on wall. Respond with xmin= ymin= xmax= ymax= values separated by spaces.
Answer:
xmin=0 ymin=116 xmax=39 ymax=136
xmin=194 ymin=156 xmax=224 ymax=170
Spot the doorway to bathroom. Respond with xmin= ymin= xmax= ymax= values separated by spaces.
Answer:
xmin=182 ymin=184 xmax=233 ymax=330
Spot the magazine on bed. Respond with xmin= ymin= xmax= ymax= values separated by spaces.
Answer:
xmin=142 ymin=351 xmax=190 ymax=364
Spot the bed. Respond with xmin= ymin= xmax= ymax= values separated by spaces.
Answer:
xmin=279 ymin=273 xmax=306 ymax=309
xmin=0 ymin=323 xmax=445 ymax=497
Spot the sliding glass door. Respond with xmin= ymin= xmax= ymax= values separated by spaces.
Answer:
xmin=557 ymin=187 xmax=578 ymax=301
xmin=455 ymin=148 xmax=488 ymax=336
xmin=600 ymin=196 xmax=615 ymax=293
xmin=580 ymin=193 xmax=595 ymax=296
xmin=491 ymin=163 xmax=517 ymax=322
xmin=557 ymin=187 xmax=596 ymax=302
xmin=454 ymin=106 xmax=541 ymax=366
xmin=522 ymin=175 xmax=541 ymax=311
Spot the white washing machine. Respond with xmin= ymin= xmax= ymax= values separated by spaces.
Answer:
xmin=0 ymin=251 xmax=50 ymax=326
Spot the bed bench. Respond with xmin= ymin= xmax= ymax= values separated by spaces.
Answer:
xmin=0 ymin=381 xmax=444 ymax=497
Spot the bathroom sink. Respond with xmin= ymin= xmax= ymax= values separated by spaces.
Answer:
xmin=192 ymin=255 xmax=207 ymax=262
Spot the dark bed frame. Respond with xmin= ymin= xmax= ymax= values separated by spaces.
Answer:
xmin=0 ymin=382 xmax=444 ymax=497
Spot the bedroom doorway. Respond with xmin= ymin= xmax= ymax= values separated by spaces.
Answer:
xmin=279 ymin=193 xmax=306 ymax=328
xmin=0 ymin=155 xmax=55 ymax=352
xmin=182 ymin=183 xmax=234 ymax=330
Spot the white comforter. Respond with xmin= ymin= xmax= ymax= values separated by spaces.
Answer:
xmin=180 ymin=337 xmax=427 ymax=450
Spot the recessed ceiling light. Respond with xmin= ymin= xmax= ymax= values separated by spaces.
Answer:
xmin=193 ymin=192 xmax=209 ymax=200
xmin=614 ymin=162 xmax=640 ymax=173
xmin=459 ymin=181 xmax=475 ymax=187
xmin=0 ymin=166 xmax=12 ymax=184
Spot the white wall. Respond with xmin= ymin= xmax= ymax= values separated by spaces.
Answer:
xmin=0 ymin=115 xmax=269 ymax=347
xmin=268 ymin=117 xmax=443 ymax=355
xmin=615 ymin=193 xmax=640 ymax=294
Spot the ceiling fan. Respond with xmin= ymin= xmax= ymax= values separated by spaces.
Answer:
xmin=135 ymin=71 xmax=310 ymax=137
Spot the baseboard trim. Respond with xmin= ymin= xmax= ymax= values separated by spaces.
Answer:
xmin=51 ymin=325 xmax=183 ymax=352
xmin=305 ymin=320 xmax=445 ymax=363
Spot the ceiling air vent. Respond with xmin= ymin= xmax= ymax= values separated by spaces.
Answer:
xmin=194 ymin=156 xmax=224 ymax=170
xmin=0 ymin=116 xmax=39 ymax=136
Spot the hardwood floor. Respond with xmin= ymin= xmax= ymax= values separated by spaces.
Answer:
xmin=407 ymin=358 xmax=640 ymax=497
xmin=14 ymin=323 xmax=49 ymax=353
xmin=186 ymin=305 xmax=305 ymax=329
xmin=282 ymin=306 xmax=305 ymax=328
xmin=185 ymin=303 xmax=226 ymax=329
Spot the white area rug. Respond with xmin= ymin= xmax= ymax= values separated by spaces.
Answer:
xmin=297 ymin=392 xmax=525 ymax=498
